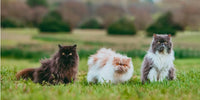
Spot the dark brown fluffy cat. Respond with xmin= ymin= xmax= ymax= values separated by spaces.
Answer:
xmin=16 ymin=44 xmax=79 ymax=85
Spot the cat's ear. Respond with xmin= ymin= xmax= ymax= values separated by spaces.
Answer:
xmin=153 ymin=34 xmax=157 ymax=38
xmin=113 ymin=57 xmax=117 ymax=64
xmin=72 ymin=44 xmax=77 ymax=49
xmin=58 ymin=44 xmax=62 ymax=49
xmin=113 ymin=57 xmax=120 ymax=62
xmin=167 ymin=34 xmax=171 ymax=41
xmin=168 ymin=34 xmax=171 ymax=37
xmin=127 ymin=58 xmax=131 ymax=63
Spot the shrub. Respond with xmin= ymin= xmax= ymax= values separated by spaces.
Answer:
xmin=38 ymin=11 xmax=71 ymax=32
xmin=1 ymin=18 xmax=25 ymax=28
xmin=107 ymin=18 xmax=136 ymax=35
xmin=79 ymin=18 xmax=103 ymax=29
xmin=27 ymin=0 xmax=47 ymax=7
xmin=174 ymin=49 xmax=200 ymax=59
xmin=1 ymin=47 xmax=50 ymax=61
xmin=2 ymin=47 xmax=199 ymax=60
xmin=146 ymin=12 xmax=183 ymax=36
xmin=1 ymin=18 xmax=18 ymax=28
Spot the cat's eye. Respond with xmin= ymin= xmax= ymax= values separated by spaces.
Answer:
xmin=164 ymin=42 xmax=168 ymax=44
xmin=157 ymin=42 xmax=160 ymax=44
xmin=116 ymin=63 xmax=120 ymax=65
xmin=62 ymin=52 xmax=65 ymax=55
xmin=69 ymin=53 xmax=72 ymax=55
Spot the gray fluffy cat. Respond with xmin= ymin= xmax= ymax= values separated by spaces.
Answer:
xmin=141 ymin=34 xmax=176 ymax=84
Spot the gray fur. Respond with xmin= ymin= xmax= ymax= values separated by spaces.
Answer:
xmin=141 ymin=56 xmax=153 ymax=84
xmin=141 ymin=34 xmax=176 ymax=84
xmin=168 ymin=67 xmax=176 ymax=80
xmin=151 ymin=34 xmax=172 ymax=54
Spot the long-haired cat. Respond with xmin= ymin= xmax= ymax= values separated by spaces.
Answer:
xmin=141 ymin=34 xmax=176 ymax=84
xmin=87 ymin=48 xmax=134 ymax=84
xmin=16 ymin=44 xmax=79 ymax=85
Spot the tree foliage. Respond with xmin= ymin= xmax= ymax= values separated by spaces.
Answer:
xmin=146 ymin=12 xmax=183 ymax=36
xmin=27 ymin=0 xmax=47 ymax=7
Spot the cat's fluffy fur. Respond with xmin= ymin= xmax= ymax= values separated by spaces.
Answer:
xmin=87 ymin=48 xmax=134 ymax=84
xmin=141 ymin=34 xmax=176 ymax=84
xmin=16 ymin=44 xmax=79 ymax=85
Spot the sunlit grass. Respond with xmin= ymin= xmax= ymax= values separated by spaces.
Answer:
xmin=1 ymin=58 xmax=200 ymax=100
xmin=2 ymin=28 xmax=39 ymax=35
xmin=1 ymin=28 xmax=200 ymax=100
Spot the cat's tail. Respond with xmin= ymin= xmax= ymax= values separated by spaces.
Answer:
xmin=16 ymin=68 xmax=36 ymax=80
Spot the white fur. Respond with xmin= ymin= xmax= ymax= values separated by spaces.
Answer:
xmin=146 ymin=49 xmax=175 ymax=82
xmin=87 ymin=48 xmax=134 ymax=84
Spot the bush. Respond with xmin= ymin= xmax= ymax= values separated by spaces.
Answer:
xmin=27 ymin=0 xmax=47 ymax=7
xmin=79 ymin=18 xmax=103 ymax=29
xmin=1 ymin=47 xmax=50 ymax=61
xmin=1 ymin=19 xmax=18 ymax=28
xmin=2 ymin=47 xmax=199 ymax=60
xmin=38 ymin=11 xmax=71 ymax=32
xmin=107 ymin=18 xmax=136 ymax=35
xmin=146 ymin=12 xmax=183 ymax=36
xmin=1 ymin=18 xmax=25 ymax=28
xmin=174 ymin=49 xmax=200 ymax=58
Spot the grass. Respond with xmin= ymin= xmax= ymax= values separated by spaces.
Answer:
xmin=1 ymin=28 xmax=200 ymax=100
xmin=1 ymin=58 xmax=200 ymax=100
xmin=33 ymin=35 xmax=114 ymax=46
xmin=2 ymin=47 xmax=200 ymax=62
xmin=2 ymin=28 xmax=200 ymax=51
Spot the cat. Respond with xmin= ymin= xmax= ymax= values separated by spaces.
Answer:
xmin=141 ymin=34 xmax=176 ymax=84
xmin=87 ymin=48 xmax=134 ymax=84
xmin=16 ymin=44 xmax=79 ymax=85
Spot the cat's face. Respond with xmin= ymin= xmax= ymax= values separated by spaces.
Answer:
xmin=112 ymin=57 xmax=131 ymax=73
xmin=152 ymin=34 xmax=172 ymax=54
xmin=58 ymin=44 xmax=77 ymax=59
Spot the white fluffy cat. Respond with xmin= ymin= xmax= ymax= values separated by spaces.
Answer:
xmin=87 ymin=48 xmax=134 ymax=84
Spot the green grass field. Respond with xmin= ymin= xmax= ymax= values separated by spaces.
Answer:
xmin=1 ymin=28 xmax=200 ymax=100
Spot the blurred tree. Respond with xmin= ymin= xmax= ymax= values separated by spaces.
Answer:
xmin=1 ymin=18 xmax=18 ymax=28
xmin=38 ymin=11 xmax=71 ymax=32
xmin=128 ymin=3 xmax=154 ymax=30
xmin=143 ymin=0 xmax=154 ymax=3
xmin=31 ymin=6 xmax=48 ymax=27
xmin=96 ymin=4 xmax=125 ymax=28
xmin=162 ymin=0 xmax=200 ymax=30
xmin=146 ymin=12 xmax=183 ymax=36
xmin=58 ymin=1 xmax=88 ymax=28
xmin=79 ymin=18 xmax=103 ymax=29
xmin=107 ymin=17 xmax=136 ymax=35
xmin=1 ymin=0 xmax=33 ymax=27
xmin=27 ymin=0 xmax=47 ymax=7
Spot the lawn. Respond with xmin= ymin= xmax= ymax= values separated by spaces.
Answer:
xmin=1 ymin=28 xmax=200 ymax=100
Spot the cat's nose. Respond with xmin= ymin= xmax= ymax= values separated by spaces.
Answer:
xmin=119 ymin=66 xmax=123 ymax=71
xmin=159 ymin=47 xmax=164 ymax=51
